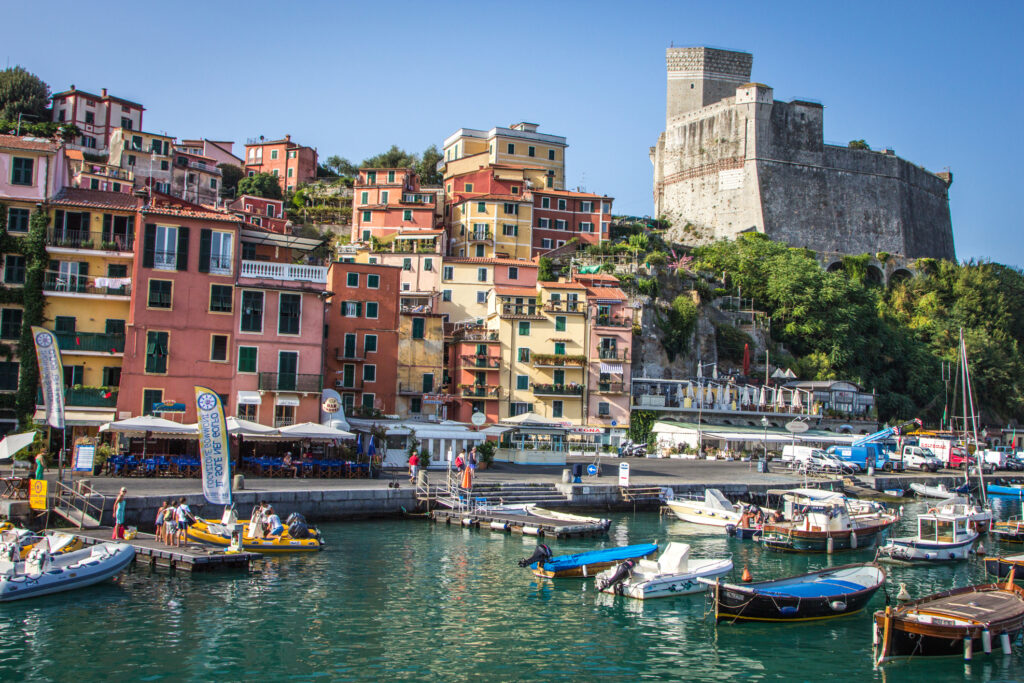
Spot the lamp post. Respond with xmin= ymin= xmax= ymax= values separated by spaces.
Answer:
xmin=761 ymin=416 xmax=770 ymax=473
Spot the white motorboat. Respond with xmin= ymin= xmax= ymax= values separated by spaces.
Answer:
xmin=934 ymin=496 xmax=993 ymax=534
xmin=525 ymin=505 xmax=610 ymax=528
xmin=595 ymin=542 xmax=732 ymax=600
xmin=909 ymin=483 xmax=964 ymax=500
xmin=663 ymin=488 xmax=746 ymax=527
xmin=878 ymin=511 xmax=978 ymax=562
xmin=0 ymin=542 xmax=135 ymax=601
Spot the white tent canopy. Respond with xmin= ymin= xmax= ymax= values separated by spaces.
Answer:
xmin=226 ymin=417 xmax=280 ymax=439
xmin=99 ymin=416 xmax=199 ymax=436
xmin=0 ymin=432 xmax=35 ymax=462
xmin=277 ymin=422 xmax=355 ymax=441
xmin=500 ymin=412 xmax=564 ymax=427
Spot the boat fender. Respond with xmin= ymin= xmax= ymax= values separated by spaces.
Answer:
xmin=598 ymin=560 xmax=635 ymax=591
xmin=923 ymin=553 xmax=933 ymax=560
xmin=896 ymin=583 xmax=910 ymax=602
xmin=977 ymin=544 xmax=986 ymax=556
xmin=779 ymin=606 xmax=799 ymax=616
xmin=850 ymin=532 xmax=858 ymax=549
xmin=517 ymin=544 xmax=553 ymax=568
xmin=826 ymin=537 xmax=834 ymax=554
xmin=830 ymin=600 xmax=846 ymax=611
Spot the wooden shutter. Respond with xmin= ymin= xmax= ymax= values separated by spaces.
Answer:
xmin=176 ymin=226 xmax=190 ymax=271
xmin=143 ymin=223 xmax=157 ymax=268
xmin=198 ymin=228 xmax=211 ymax=273
xmin=102 ymin=214 xmax=112 ymax=243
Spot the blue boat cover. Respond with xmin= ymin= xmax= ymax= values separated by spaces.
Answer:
xmin=758 ymin=579 xmax=866 ymax=598
xmin=533 ymin=543 xmax=658 ymax=571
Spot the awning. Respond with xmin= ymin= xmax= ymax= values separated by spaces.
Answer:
xmin=34 ymin=409 xmax=116 ymax=427
xmin=600 ymin=362 xmax=623 ymax=374
xmin=237 ymin=391 xmax=262 ymax=406
xmin=275 ymin=394 xmax=300 ymax=407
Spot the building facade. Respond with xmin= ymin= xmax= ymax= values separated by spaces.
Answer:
xmin=350 ymin=168 xmax=438 ymax=243
xmin=50 ymin=86 xmax=144 ymax=153
xmin=243 ymin=135 xmax=318 ymax=193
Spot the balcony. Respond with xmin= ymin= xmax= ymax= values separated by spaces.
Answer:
xmin=47 ymin=230 xmax=134 ymax=253
xmin=459 ymin=354 xmax=500 ymax=369
xmin=595 ymin=381 xmax=626 ymax=394
xmin=399 ymin=383 xmax=434 ymax=395
xmin=467 ymin=230 xmax=491 ymax=242
xmin=56 ymin=331 xmax=125 ymax=354
xmin=72 ymin=161 xmax=133 ymax=181
xmin=594 ymin=315 xmax=633 ymax=328
xmin=532 ymin=383 xmax=584 ymax=397
xmin=594 ymin=348 xmax=630 ymax=362
xmin=335 ymin=348 xmax=364 ymax=362
xmin=44 ymin=272 xmax=131 ymax=298
xmin=533 ymin=353 xmax=587 ymax=368
xmin=500 ymin=303 xmax=544 ymax=319
xmin=544 ymin=301 xmax=585 ymax=314
xmin=240 ymin=260 xmax=328 ymax=284
xmin=453 ymin=330 xmax=500 ymax=342
xmin=459 ymin=384 xmax=501 ymax=399
xmin=38 ymin=387 xmax=118 ymax=408
xmin=333 ymin=378 xmax=364 ymax=391
xmin=257 ymin=372 xmax=322 ymax=393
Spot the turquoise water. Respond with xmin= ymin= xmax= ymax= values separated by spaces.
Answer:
xmin=1 ymin=501 xmax=1023 ymax=681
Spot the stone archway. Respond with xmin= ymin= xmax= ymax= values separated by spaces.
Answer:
xmin=826 ymin=261 xmax=843 ymax=274
xmin=865 ymin=265 xmax=884 ymax=285
xmin=889 ymin=268 xmax=912 ymax=285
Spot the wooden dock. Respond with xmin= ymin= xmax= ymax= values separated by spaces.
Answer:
xmin=430 ymin=508 xmax=609 ymax=539
xmin=64 ymin=529 xmax=258 ymax=574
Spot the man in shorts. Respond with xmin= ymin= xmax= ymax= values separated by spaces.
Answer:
xmin=176 ymin=497 xmax=192 ymax=546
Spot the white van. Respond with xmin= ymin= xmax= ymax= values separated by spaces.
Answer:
xmin=780 ymin=445 xmax=817 ymax=463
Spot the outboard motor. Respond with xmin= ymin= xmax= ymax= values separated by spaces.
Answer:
xmin=518 ymin=543 xmax=553 ymax=568
xmin=288 ymin=519 xmax=310 ymax=539
xmin=598 ymin=560 xmax=636 ymax=592
xmin=286 ymin=512 xmax=307 ymax=526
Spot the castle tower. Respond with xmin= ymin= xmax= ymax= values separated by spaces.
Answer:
xmin=666 ymin=47 xmax=753 ymax=120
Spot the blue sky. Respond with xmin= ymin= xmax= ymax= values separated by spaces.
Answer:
xmin=6 ymin=1 xmax=1022 ymax=265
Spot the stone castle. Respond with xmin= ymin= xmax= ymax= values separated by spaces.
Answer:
xmin=650 ymin=47 xmax=956 ymax=260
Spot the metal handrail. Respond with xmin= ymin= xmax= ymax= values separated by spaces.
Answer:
xmin=52 ymin=479 xmax=108 ymax=529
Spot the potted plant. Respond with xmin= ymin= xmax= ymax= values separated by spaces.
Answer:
xmin=476 ymin=440 xmax=496 ymax=470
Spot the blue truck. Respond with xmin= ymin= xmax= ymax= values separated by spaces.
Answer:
xmin=826 ymin=419 xmax=922 ymax=473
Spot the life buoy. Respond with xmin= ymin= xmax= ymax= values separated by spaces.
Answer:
xmin=927 ymin=508 xmax=937 ymax=514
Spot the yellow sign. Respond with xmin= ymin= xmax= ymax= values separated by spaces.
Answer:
xmin=29 ymin=479 xmax=48 ymax=511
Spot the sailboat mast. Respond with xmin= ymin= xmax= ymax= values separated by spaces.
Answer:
xmin=960 ymin=330 xmax=987 ymax=505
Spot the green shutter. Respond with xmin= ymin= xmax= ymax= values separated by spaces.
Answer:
xmin=102 ymin=214 xmax=112 ymax=243
xmin=198 ymin=229 xmax=211 ymax=273
xmin=176 ymin=226 xmax=190 ymax=271
xmin=143 ymin=224 xmax=156 ymax=268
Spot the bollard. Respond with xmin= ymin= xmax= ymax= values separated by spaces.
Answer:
xmin=233 ymin=473 xmax=245 ymax=491
xmin=561 ymin=469 xmax=571 ymax=484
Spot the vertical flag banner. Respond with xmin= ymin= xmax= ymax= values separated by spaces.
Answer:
xmin=195 ymin=386 xmax=231 ymax=505
xmin=32 ymin=326 xmax=65 ymax=429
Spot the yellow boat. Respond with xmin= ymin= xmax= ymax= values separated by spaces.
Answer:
xmin=187 ymin=519 xmax=323 ymax=553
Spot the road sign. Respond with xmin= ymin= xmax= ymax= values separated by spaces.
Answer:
xmin=587 ymin=464 xmax=599 ymax=476
xmin=471 ymin=412 xmax=486 ymax=427
xmin=785 ymin=420 xmax=809 ymax=434
xmin=29 ymin=479 xmax=47 ymax=511
xmin=618 ymin=462 xmax=630 ymax=486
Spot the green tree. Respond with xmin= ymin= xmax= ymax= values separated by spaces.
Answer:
xmin=848 ymin=139 xmax=870 ymax=150
xmin=16 ymin=208 xmax=49 ymax=427
xmin=362 ymin=145 xmax=417 ymax=169
xmin=217 ymin=163 xmax=244 ymax=198
xmin=324 ymin=155 xmax=358 ymax=177
xmin=657 ymin=294 xmax=698 ymax=361
xmin=537 ymin=257 xmax=556 ymax=282
xmin=0 ymin=67 xmax=50 ymax=122
xmin=416 ymin=145 xmax=443 ymax=185
xmin=237 ymin=172 xmax=283 ymax=200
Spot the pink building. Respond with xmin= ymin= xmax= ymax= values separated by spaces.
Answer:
xmin=228 ymin=194 xmax=288 ymax=233
xmin=351 ymin=168 xmax=438 ymax=242
xmin=178 ymin=139 xmax=243 ymax=168
xmin=0 ymin=135 xmax=68 ymax=202
xmin=579 ymin=272 xmax=635 ymax=436
xmin=50 ymin=86 xmax=144 ymax=153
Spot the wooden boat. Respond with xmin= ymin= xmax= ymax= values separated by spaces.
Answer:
xmin=983 ymin=553 xmax=1024 ymax=580
xmin=873 ymin=576 xmax=1024 ymax=662
xmin=760 ymin=490 xmax=899 ymax=553
xmin=842 ymin=478 xmax=906 ymax=503
xmin=991 ymin=518 xmax=1024 ymax=543
xmin=525 ymin=505 xmax=611 ymax=530
xmin=663 ymin=488 xmax=747 ymax=528
xmin=596 ymin=542 xmax=732 ymax=600
xmin=701 ymin=563 xmax=886 ymax=622
xmin=521 ymin=542 xmax=658 ymax=579
xmin=934 ymin=496 xmax=992 ymax=534
xmin=0 ymin=542 xmax=135 ymax=601
xmin=910 ymin=483 xmax=965 ymax=500
xmin=877 ymin=510 xmax=977 ymax=562
xmin=987 ymin=483 xmax=1024 ymax=499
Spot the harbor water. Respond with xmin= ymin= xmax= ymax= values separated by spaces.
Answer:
xmin=2 ymin=500 xmax=1024 ymax=681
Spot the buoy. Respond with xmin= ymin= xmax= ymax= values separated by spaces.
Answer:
xmin=1001 ymin=632 xmax=1012 ymax=655
xmin=896 ymin=583 xmax=910 ymax=602
xmin=977 ymin=544 xmax=986 ymax=557
xmin=741 ymin=565 xmax=752 ymax=582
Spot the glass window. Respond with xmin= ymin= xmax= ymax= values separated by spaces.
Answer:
xmin=278 ymin=293 xmax=301 ymax=334
xmin=0 ymin=309 xmax=21 ymax=340
xmin=145 ymin=331 xmax=169 ymax=373
xmin=210 ymin=284 xmax=232 ymax=312
xmin=54 ymin=316 xmax=75 ymax=334
xmin=599 ymin=402 xmax=610 ymax=416
xmin=0 ymin=361 xmax=16 ymax=391
xmin=366 ymin=302 xmax=378 ymax=319
xmin=142 ymin=389 xmax=163 ymax=415
xmin=387 ymin=171 xmax=395 ymax=183
xmin=105 ymin=319 xmax=125 ymax=335
xmin=210 ymin=334 xmax=228 ymax=361
xmin=412 ymin=318 xmax=425 ymax=339
xmin=477 ymin=202 xmax=486 ymax=213
xmin=518 ymin=348 xmax=530 ymax=362
xmin=403 ymin=258 xmax=412 ymax=271
xmin=421 ymin=373 xmax=434 ymax=393
xmin=548 ymin=149 xmax=556 ymax=160
xmin=442 ymin=289 xmax=452 ymax=302
xmin=516 ymin=375 xmax=529 ymax=390
xmin=410 ymin=397 xmax=421 ymax=414
xmin=552 ymin=401 xmax=563 ymax=418
xmin=240 ymin=291 xmax=264 ymax=332
xmin=11 ymin=158 xmax=34 ymax=185
xmin=347 ymin=272 xmax=359 ymax=287
xmin=3 ymin=255 xmax=25 ymax=284
xmin=476 ymin=291 xmax=487 ymax=304
xmin=147 ymin=279 xmax=172 ymax=308
xmin=555 ymin=316 xmax=566 ymax=332
xmin=154 ymin=225 xmax=178 ymax=270
xmin=464 ymin=183 xmax=473 ymax=192
xmin=364 ymin=334 xmax=378 ymax=353
xmin=528 ymin=146 xmax=535 ymax=157
xmin=508 ymin=267 xmax=518 ymax=279
xmin=210 ymin=232 xmax=232 ymax=274
xmin=238 ymin=404 xmax=257 ymax=420
xmin=7 ymin=208 xmax=29 ymax=233
xmin=367 ymin=274 xmax=379 ymax=289
xmin=506 ymin=143 xmax=515 ymax=154
xmin=518 ymin=321 xmax=530 ymax=336
xmin=381 ymin=191 xmax=389 ymax=203
xmin=477 ymin=268 xmax=487 ymax=282
xmin=238 ymin=346 xmax=258 ymax=373
xmin=363 ymin=365 xmax=376 ymax=382
xmin=424 ymin=259 xmax=433 ymax=272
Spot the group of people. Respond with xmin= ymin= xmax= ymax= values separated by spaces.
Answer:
xmin=154 ymin=498 xmax=195 ymax=547
xmin=407 ymin=446 xmax=480 ymax=490
xmin=247 ymin=502 xmax=285 ymax=539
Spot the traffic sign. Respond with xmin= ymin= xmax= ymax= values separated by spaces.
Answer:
xmin=587 ymin=464 xmax=598 ymax=476
xmin=618 ymin=462 xmax=630 ymax=486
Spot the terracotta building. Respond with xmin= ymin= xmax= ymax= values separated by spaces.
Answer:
xmin=243 ymin=135 xmax=318 ymax=193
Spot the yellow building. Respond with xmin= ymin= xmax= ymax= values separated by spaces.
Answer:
xmin=396 ymin=312 xmax=446 ymax=421
xmin=437 ymin=257 xmax=538 ymax=325
xmin=41 ymin=188 xmax=139 ymax=432
xmin=109 ymin=127 xmax=174 ymax=194
xmin=485 ymin=280 xmax=588 ymax=424
xmin=449 ymin=195 xmax=533 ymax=260
xmin=439 ymin=122 xmax=567 ymax=191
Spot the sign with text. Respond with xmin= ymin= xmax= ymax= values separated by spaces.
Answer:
xmin=32 ymin=327 xmax=65 ymax=429
xmin=73 ymin=444 xmax=95 ymax=472
xmin=29 ymin=479 xmax=48 ymax=511
xmin=195 ymin=386 xmax=231 ymax=505
xmin=618 ymin=462 xmax=630 ymax=487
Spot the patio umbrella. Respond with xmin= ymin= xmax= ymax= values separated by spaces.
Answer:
xmin=278 ymin=422 xmax=355 ymax=441
xmin=775 ymin=388 xmax=785 ymax=408
xmin=697 ymin=361 xmax=703 ymax=378
xmin=0 ymin=432 xmax=36 ymax=477
xmin=225 ymin=417 xmax=280 ymax=439
xmin=792 ymin=390 xmax=803 ymax=409
xmin=704 ymin=384 xmax=713 ymax=404
xmin=685 ymin=382 xmax=695 ymax=399
xmin=99 ymin=416 xmax=199 ymax=436
xmin=758 ymin=386 xmax=767 ymax=407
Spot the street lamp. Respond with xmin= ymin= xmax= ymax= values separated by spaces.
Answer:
xmin=761 ymin=416 xmax=770 ymax=473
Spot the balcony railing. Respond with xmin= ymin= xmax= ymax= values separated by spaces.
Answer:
xmin=257 ymin=372 xmax=322 ymax=392
xmin=532 ymin=353 xmax=587 ymax=367
xmin=501 ymin=304 xmax=544 ymax=319
xmin=544 ymin=302 xmax=585 ymax=314
xmin=333 ymin=378 xmax=364 ymax=391
xmin=456 ymin=331 xmax=500 ymax=342
xmin=398 ymin=383 xmax=433 ymax=395
xmin=38 ymin=387 xmax=118 ymax=408
xmin=595 ymin=381 xmax=626 ymax=393
xmin=44 ymin=272 xmax=131 ymax=297
xmin=459 ymin=354 xmax=501 ymax=368
xmin=460 ymin=385 xmax=501 ymax=398
xmin=72 ymin=162 xmax=133 ymax=181
xmin=335 ymin=348 xmax=364 ymax=362
xmin=468 ymin=230 xmax=491 ymax=242
xmin=594 ymin=315 xmax=633 ymax=328
xmin=595 ymin=349 xmax=630 ymax=361
xmin=532 ymin=383 xmax=584 ymax=396
xmin=47 ymin=230 xmax=134 ymax=252
xmin=240 ymin=260 xmax=328 ymax=284
xmin=55 ymin=331 xmax=125 ymax=354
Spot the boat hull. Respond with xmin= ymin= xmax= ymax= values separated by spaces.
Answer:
xmin=726 ymin=525 xmax=762 ymax=541
xmin=0 ymin=544 xmax=135 ymax=602
xmin=879 ymin=535 xmax=976 ymax=562
xmin=187 ymin=521 xmax=322 ymax=553
xmin=992 ymin=523 xmax=1024 ymax=543
xmin=665 ymin=500 xmax=740 ymax=527
xmin=709 ymin=563 xmax=885 ymax=622
xmin=987 ymin=484 xmax=1024 ymax=499
xmin=531 ymin=544 xmax=658 ymax=579
xmin=598 ymin=558 xmax=733 ymax=600
xmin=984 ymin=556 xmax=1024 ymax=579
xmin=761 ymin=519 xmax=895 ymax=553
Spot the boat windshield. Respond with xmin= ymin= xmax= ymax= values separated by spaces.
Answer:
xmin=919 ymin=517 xmax=956 ymax=542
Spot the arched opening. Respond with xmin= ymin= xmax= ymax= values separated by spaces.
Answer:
xmin=826 ymin=261 xmax=843 ymax=273
xmin=865 ymin=265 xmax=884 ymax=285
xmin=889 ymin=268 xmax=912 ymax=285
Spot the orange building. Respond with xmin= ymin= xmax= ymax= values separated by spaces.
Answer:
xmin=243 ymin=135 xmax=318 ymax=193
xmin=351 ymin=168 xmax=439 ymax=243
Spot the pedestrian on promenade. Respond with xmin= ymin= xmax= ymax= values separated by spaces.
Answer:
xmin=469 ymin=447 xmax=478 ymax=470
xmin=34 ymin=452 xmax=46 ymax=480
xmin=409 ymin=450 xmax=420 ymax=483
xmin=154 ymin=501 xmax=167 ymax=543
xmin=176 ymin=497 xmax=192 ymax=546
xmin=112 ymin=487 xmax=127 ymax=540
xmin=455 ymin=449 xmax=466 ymax=473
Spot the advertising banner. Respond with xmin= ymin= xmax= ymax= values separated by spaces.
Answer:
xmin=31 ymin=327 xmax=65 ymax=429
xmin=195 ymin=386 xmax=231 ymax=505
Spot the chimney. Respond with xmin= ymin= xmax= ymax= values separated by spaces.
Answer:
xmin=101 ymin=88 xmax=108 ymax=98
xmin=285 ymin=134 xmax=291 ymax=142
xmin=70 ymin=85 xmax=76 ymax=92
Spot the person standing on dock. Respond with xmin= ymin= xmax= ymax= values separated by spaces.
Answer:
xmin=34 ymin=452 xmax=45 ymax=480
xmin=409 ymin=450 xmax=420 ymax=483
xmin=112 ymin=488 xmax=127 ymax=540
xmin=154 ymin=501 xmax=167 ymax=543
xmin=175 ymin=498 xmax=192 ymax=547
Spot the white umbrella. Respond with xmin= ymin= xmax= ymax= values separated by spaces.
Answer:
xmin=704 ymin=384 xmax=713 ymax=404
xmin=791 ymin=390 xmax=803 ymax=409
xmin=278 ymin=422 xmax=355 ymax=440
xmin=697 ymin=361 xmax=703 ymax=378
xmin=99 ymin=416 xmax=198 ymax=436
xmin=775 ymin=388 xmax=785 ymax=408
xmin=685 ymin=382 xmax=695 ymax=399
xmin=758 ymin=386 xmax=767 ymax=407
xmin=0 ymin=432 xmax=35 ymax=462
xmin=226 ymin=417 xmax=280 ymax=439
xmin=712 ymin=365 xmax=718 ymax=380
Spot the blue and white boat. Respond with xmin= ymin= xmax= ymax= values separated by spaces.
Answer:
xmin=988 ymin=483 xmax=1024 ymax=499
xmin=878 ymin=511 xmax=978 ymax=562
xmin=0 ymin=542 xmax=135 ymax=601
xmin=520 ymin=542 xmax=658 ymax=578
